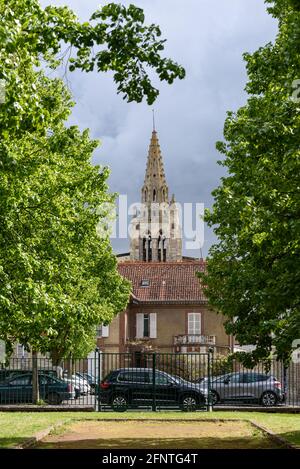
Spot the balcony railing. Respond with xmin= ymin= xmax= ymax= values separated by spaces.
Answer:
xmin=174 ymin=334 xmax=216 ymax=346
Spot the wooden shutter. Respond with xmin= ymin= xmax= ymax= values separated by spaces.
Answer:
xmin=136 ymin=313 xmax=144 ymax=339
xmin=150 ymin=313 xmax=157 ymax=339
xmin=101 ymin=325 xmax=109 ymax=338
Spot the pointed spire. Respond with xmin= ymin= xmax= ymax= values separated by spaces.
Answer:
xmin=130 ymin=120 xmax=182 ymax=262
xmin=144 ymin=129 xmax=167 ymax=186
xmin=152 ymin=109 xmax=156 ymax=132
xmin=142 ymin=124 xmax=169 ymax=204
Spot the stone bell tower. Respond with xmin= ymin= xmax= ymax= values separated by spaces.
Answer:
xmin=130 ymin=127 xmax=182 ymax=261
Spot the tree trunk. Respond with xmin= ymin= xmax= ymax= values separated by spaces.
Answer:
xmin=32 ymin=350 xmax=39 ymax=404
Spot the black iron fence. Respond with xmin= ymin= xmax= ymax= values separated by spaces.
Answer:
xmin=96 ymin=351 xmax=211 ymax=412
xmin=0 ymin=351 xmax=299 ymax=410
xmin=213 ymin=355 xmax=299 ymax=408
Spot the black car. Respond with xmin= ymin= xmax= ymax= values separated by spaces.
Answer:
xmin=98 ymin=368 xmax=208 ymax=412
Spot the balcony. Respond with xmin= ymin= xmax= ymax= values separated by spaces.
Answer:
xmin=174 ymin=334 xmax=216 ymax=346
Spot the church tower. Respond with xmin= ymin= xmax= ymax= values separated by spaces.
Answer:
xmin=130 ymin=128 xmax=182 ymax=261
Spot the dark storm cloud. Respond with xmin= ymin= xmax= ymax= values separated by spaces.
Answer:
xmin=41 ymin=0 xmax=278 ymax=256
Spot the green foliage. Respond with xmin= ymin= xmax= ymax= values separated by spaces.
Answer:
xmin=200 ymin=0 xmax=300 ymax=364
xmin=0 ymin=80 xmax=131 ymax=358
xmin=156 ymin=354 xmax=206 ymax=381
xmin=0 ymin=0 xmax=185 ymax=359
xmin=0 ymin=0 xmax=185 ymax=112
xmin=157 ymin=354 xmax=234 ymax=381
xmin=211 ymin=355 xmax=234 ymax=376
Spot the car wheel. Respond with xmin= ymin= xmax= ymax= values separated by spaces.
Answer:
xmin=111 ymin=395 xmax=128 ymax=412
xmin=45 ymin=392 xmax=62 ymax=405
xmin=261 ymin=391 xmax=278 ymax=407
xmin=210 ymin=391 xmax=220 ymax=405
xmin=181 ymin=395 xmax=198 ymax=412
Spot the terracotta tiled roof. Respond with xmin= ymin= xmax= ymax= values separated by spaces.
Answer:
xmin=117 ymin=261 xmax=206 ymax=304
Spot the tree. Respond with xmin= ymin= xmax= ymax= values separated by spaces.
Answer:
xmin=0 ymin=0 xmax=185 ymax=139
xmin=0 ymin=1 xmax=185 ymax=367
xmin=200 ymin=0 xmax=300 ymax=365
xmin=0 ymin=73 xmax=129 ymax=359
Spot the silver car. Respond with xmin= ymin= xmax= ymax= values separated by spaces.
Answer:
xmin=204 ymin=372 xmax=285 ymax=407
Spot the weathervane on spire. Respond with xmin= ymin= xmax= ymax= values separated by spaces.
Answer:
xmin=152 ymin=109 xmax=156 ymax=131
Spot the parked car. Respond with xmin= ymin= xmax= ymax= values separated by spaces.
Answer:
xmin=0 ymin=368 xmax=60 ymax=383
xmin=98 ymin=368 xmax=208 ymax=412
xmin=7 ymin=369 xmax=91 ymax=397
xmin=63 ymin=373 xmax=91 ymax=396
xmin=0 ymin=370 xmax=18 ymax=383
xmin=76 ymin=372 xmax=97 ymax=394
xmin=0 ymin=372 xmax=75 ymax=404
xmin=196 ymin=372 xmax=285 ymax=407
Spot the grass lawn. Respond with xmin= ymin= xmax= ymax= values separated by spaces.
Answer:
xmin=0 ymin=411 xmax=299 ymax=449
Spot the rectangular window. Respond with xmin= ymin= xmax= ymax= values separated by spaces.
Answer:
xmin=136 ymin=313 xmax=157 ymax=339
xmin=117 ymin=371 xmax=150 ymax=383
xmin=10 ymin=376 xmax=31 ymax=386
xmin=188 ymin=313 xmax=201 ymax=335
xmin=16 ymin=344 xmax=28 ymax=359
xmin=143 ymin=314 xmax=150 ymax=337
xmin=96 ymin=325 xmax=109 ymax=338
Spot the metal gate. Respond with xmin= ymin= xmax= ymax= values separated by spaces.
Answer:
xmin=94 ymin=351 xmax=212 ymax=412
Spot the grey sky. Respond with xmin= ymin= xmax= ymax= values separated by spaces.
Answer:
xmin=41 ymin=0 xmax=278 ymax=257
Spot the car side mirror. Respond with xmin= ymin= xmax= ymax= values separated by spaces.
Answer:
xmin=223 ymin=378 xmax=230 ymax=385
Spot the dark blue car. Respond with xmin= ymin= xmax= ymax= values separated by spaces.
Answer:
xmin=0 ymin=372 xmax=75 ymax=405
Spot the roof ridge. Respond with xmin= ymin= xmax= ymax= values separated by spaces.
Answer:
xmin=118 ymin=261 xmax=206 ymax=265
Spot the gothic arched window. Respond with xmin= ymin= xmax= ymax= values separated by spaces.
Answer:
xmin=143 ymin=232 xmax=152 ymax=262
xmin=153 ymin=189 xmax=156 ymax=202
xmin=158 ymin=230 xmax=166 ymax=262
xmin=148 ymin=236 xmax=152 ymax=262
xmin=142 ymin=237 xmax=147 ymax=262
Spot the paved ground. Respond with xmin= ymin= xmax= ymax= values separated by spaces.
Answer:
xmin=36 ymin=420 xmax=282 ymax=449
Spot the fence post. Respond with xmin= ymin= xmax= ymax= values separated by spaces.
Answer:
xmin=32 ymin=350 xmax=39 ymax=404
xmin=152 ymin=352 xmax=156 ymax=412
xmin=283 ymin=363 xmax=288 ymax=402
xmin=95 ymin=347 xmax=102 ymax=412
xmin=207 ymin=348 xmax=213 ymax=412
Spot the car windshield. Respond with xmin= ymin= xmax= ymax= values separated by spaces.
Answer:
xmin=171 ymin=375 xmax=183 ymax=383
xmin=80 ymin=373 xmax=95 ymax=381
xmin=172 ymin=375 xmax=190 ymax=384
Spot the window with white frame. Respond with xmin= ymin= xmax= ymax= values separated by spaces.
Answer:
xmin=188 ymin=313 xmax=201 ymax=335
xmin=96 ymin=325 xmax=109 ymax=338
xmin=16 ymin=344 xmax=28 ymax=359
xmin=136 ymin=313 xmax=157 ymax=339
